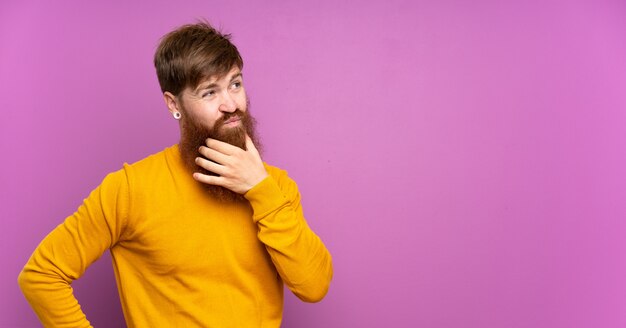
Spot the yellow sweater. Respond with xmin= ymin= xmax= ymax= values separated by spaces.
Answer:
xmin=18 ymin=145 xmax=333 ymax=327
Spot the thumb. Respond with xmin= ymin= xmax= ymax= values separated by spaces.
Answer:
xmin=245 ymin=135 xmax=258 ymax=153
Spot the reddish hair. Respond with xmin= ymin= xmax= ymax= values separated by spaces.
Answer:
xmin=154 ymin=21 xmax=243 ymax=96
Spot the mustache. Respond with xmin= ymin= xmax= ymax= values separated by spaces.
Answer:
xmin=213 ymin=110 xmax=244 ymax=129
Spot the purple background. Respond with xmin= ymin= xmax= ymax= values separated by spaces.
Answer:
xmin=2 ymin=0 xmax=626 ymax=327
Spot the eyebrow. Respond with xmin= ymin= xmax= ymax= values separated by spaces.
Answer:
xmin=195 ymin=72 xmax=243 ymax=92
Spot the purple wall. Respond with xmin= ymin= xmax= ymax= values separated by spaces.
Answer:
xmin=2 ymin=0 xmax=626 ymax=327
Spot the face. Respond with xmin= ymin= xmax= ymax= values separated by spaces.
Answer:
xmin=178 ymin=66 xmax=247 ymax=133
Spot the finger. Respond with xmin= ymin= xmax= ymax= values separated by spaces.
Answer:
xmin=245 ymin=135 xmax=257 ymax=153
xmin=205 ymin=138 xmax=238 ymax=155
xmin=195 ymin=157 xmax=227 ymax=176
xmin=199 ymin=146 xmax=230 ymax=164
xmin=192 ymin=172 xmax=225 ymax=186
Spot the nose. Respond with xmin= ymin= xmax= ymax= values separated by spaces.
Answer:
xmin=219 ymin=92 xmax=237 ymax=113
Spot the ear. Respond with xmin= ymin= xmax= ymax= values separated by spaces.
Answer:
xmin=163 ymin=91 xmax=181 ymax=116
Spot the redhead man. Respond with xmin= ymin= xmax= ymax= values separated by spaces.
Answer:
xmin=19 ymin=21 xmax=333 ymax=327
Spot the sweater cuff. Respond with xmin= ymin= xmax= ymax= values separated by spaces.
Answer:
xmin=244 ymin=175 xmax=288 ymax=222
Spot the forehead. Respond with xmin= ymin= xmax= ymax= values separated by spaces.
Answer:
xmin=195 ymin=66 xmax=242 ymax=89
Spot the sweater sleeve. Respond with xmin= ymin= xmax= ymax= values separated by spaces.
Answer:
xmin=244 ymin=167 xmax=333 ymax=302
xmin=18 ymin=168 xmax=130 ymax=328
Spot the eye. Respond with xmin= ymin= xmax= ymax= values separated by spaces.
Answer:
xmin=231 ymin=81 xmax=242 ymax=89
xmin=202 ymin=90 xmax=215 ymax=98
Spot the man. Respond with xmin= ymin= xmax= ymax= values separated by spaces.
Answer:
xmin=18 ymin=21 xmax=333 ymax=327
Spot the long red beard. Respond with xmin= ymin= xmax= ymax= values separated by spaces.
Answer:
xmin=179 ymin=105 xmax=261 ymax=203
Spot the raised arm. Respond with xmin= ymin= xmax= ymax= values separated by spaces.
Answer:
xmin=18 ymin=169 xmax=129 ymax=327
xmin=192 ymin=136 xmax=333 ymax=302
xmin=245 ymin=169 xmax=333 ymax=302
